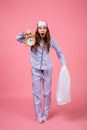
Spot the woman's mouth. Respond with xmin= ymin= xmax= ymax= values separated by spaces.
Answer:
xmin=41 ymin=33 xmax=44 ymax=35
xmin=40 ymin=33 xmax=45 ymax=37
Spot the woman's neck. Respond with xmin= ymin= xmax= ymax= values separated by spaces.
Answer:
xmin=40 ymin=38 xmax=44 ymax=43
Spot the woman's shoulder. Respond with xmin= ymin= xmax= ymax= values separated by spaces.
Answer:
xmin=50 ymin=36 xmax=57 ymax=43
xmin=50 ymin=36 xmax=57 ymax=45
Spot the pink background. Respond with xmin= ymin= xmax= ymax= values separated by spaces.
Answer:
xmin=0 ymin=0 xmax=87 ymax=130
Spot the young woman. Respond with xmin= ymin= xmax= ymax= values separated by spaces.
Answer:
xmin=16 ymin=21 xmax=66 ymax=123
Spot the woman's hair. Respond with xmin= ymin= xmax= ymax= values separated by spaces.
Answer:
xmin=31 ymin=27 xmax=51 ymax=52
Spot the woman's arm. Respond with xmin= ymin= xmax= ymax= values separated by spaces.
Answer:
xmin=51 ymin=37 xmax=66 ymax=65
xmin=16 ymin=32 xmax=26 ymax=43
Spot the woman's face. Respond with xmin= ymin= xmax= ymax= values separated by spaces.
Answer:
xmin=37 ymin=26 xmax=47 ymax=38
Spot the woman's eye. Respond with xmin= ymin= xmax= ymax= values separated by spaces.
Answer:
xmin=43 ymin=27 xmax=46 ymax=29
xmin=39 ymin=27 xmax=42 ymax=29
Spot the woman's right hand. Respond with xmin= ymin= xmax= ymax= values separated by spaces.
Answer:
xmin=24 ymin=30 xmax=32 ymax=38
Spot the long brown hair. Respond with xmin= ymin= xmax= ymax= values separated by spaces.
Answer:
xmin=31 ymin=27 xmax=51 ymax=52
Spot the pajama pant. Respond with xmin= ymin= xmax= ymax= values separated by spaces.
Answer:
xmin=32 ymin=67 xmax=52 ymax=119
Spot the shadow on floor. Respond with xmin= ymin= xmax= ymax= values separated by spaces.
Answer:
xmin=50 ymin=101 xmax=87 ymax=121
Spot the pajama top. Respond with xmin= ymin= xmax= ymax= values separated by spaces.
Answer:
xmin=16 ymin=32 xmax=66 ymax=70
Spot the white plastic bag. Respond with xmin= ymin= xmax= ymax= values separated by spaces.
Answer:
xmin=56 ymin=65 xmax=71 ymax=105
